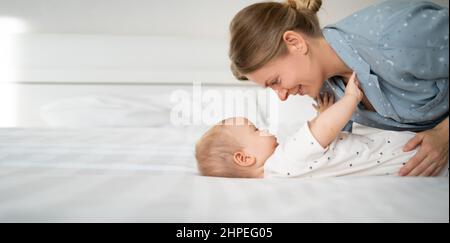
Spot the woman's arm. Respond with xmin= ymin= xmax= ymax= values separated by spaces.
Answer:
xmin=309 ymin=72 xmax=363 ymax=148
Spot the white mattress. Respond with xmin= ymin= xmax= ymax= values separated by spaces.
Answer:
xmin=0 ymin=126 xmax=201 ymax=174
xmin=0 ymin=126 xmax=448 ymax=222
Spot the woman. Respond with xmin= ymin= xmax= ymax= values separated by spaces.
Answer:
xmin=229 ymin=0 xmax=449 ymax=176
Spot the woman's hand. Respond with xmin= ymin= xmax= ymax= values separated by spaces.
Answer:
xmin=313 ymin=93 xmax=334 ymax=114
xmin=400 ymin=118 xmax=449 ymax=176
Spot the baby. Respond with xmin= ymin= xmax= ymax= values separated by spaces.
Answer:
xmin=195 ymin=73 xmax=447 ymax=178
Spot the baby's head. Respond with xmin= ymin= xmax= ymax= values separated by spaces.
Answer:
xmin=195 ymin=117 xmax=278 ymax=178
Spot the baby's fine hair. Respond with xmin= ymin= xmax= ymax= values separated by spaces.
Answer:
xmin=195 ymin=120 xmax=253 ymax=178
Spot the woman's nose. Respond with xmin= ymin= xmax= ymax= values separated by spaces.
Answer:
xmin=275 ymin=89 xmax=289 ymax=101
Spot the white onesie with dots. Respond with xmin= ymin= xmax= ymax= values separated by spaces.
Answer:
xmin=264 ymin=123 xmax=449 ymax=178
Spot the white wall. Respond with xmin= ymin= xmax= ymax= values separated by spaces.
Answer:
xmin=1 ymin=0 xmax=447 ymax=37
xmin=0 ymin=0 xmax=255 ymax=38
xmin=1 ymin=0 xmax=448 ymax=84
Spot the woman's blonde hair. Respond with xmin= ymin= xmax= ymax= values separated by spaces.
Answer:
xmin=229 ymin=0 xmax=322 ymax=80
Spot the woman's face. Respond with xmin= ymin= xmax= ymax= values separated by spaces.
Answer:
xmin=246 ymin=48 xmax=325 ymax=101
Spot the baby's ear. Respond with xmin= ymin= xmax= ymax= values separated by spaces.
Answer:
xmin=233 ymin=151 xmax=256 ymax=167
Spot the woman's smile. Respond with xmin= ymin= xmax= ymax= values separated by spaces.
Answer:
xmin=293 ymin=85 xmax=305 ymax=96
xmin=298 ymin=85 xmax=305 ymax=96
xmin=285 ymin=85 xmax=306 ymax=98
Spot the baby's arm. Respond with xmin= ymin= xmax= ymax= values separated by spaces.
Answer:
xmin=309 ymin=72 xmax=363 ymax=148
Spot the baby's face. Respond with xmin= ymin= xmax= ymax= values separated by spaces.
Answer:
xmin=224 ymin=117 xmax=278 ymax=164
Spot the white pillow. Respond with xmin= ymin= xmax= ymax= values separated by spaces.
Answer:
xmin=40 ymin=95 xmax=171 ymax=127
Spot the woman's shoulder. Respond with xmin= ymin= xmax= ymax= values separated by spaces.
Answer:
xmin=344 ymin=1 xmax=446 ymax=19
xmin=327 ymin=0 xmax=449 ymax=50
xmin=331 ymin=0 xmax=447 ymax=33
xmin=378 ymin=1 xmax=448 ymax=35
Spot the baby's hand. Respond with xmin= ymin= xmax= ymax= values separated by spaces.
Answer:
xmin=345 ymin=72 xmax=363 ymax=102
xmin=312 ymin=92 xmax=334 ymax=114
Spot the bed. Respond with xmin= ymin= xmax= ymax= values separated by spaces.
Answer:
xmin=0 ymin=124 xmax=448 ymax=223
xmin=1 ymin=0 xmax=449 ymax=223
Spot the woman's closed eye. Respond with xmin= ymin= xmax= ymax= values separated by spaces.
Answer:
xmin=265 ymin=77 xmax=281 ymax=88
xmin=270 ymin=78 xmax=281 ymax=86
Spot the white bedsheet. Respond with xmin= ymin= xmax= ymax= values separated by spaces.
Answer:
xmin=0 ymin=126 xmax=202 ymax=174
xmin=0 ymin=126 xmax=448 ymax=222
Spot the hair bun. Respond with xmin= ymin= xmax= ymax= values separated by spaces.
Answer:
xmin=286 ymin=0 xmax=322 ymax=14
